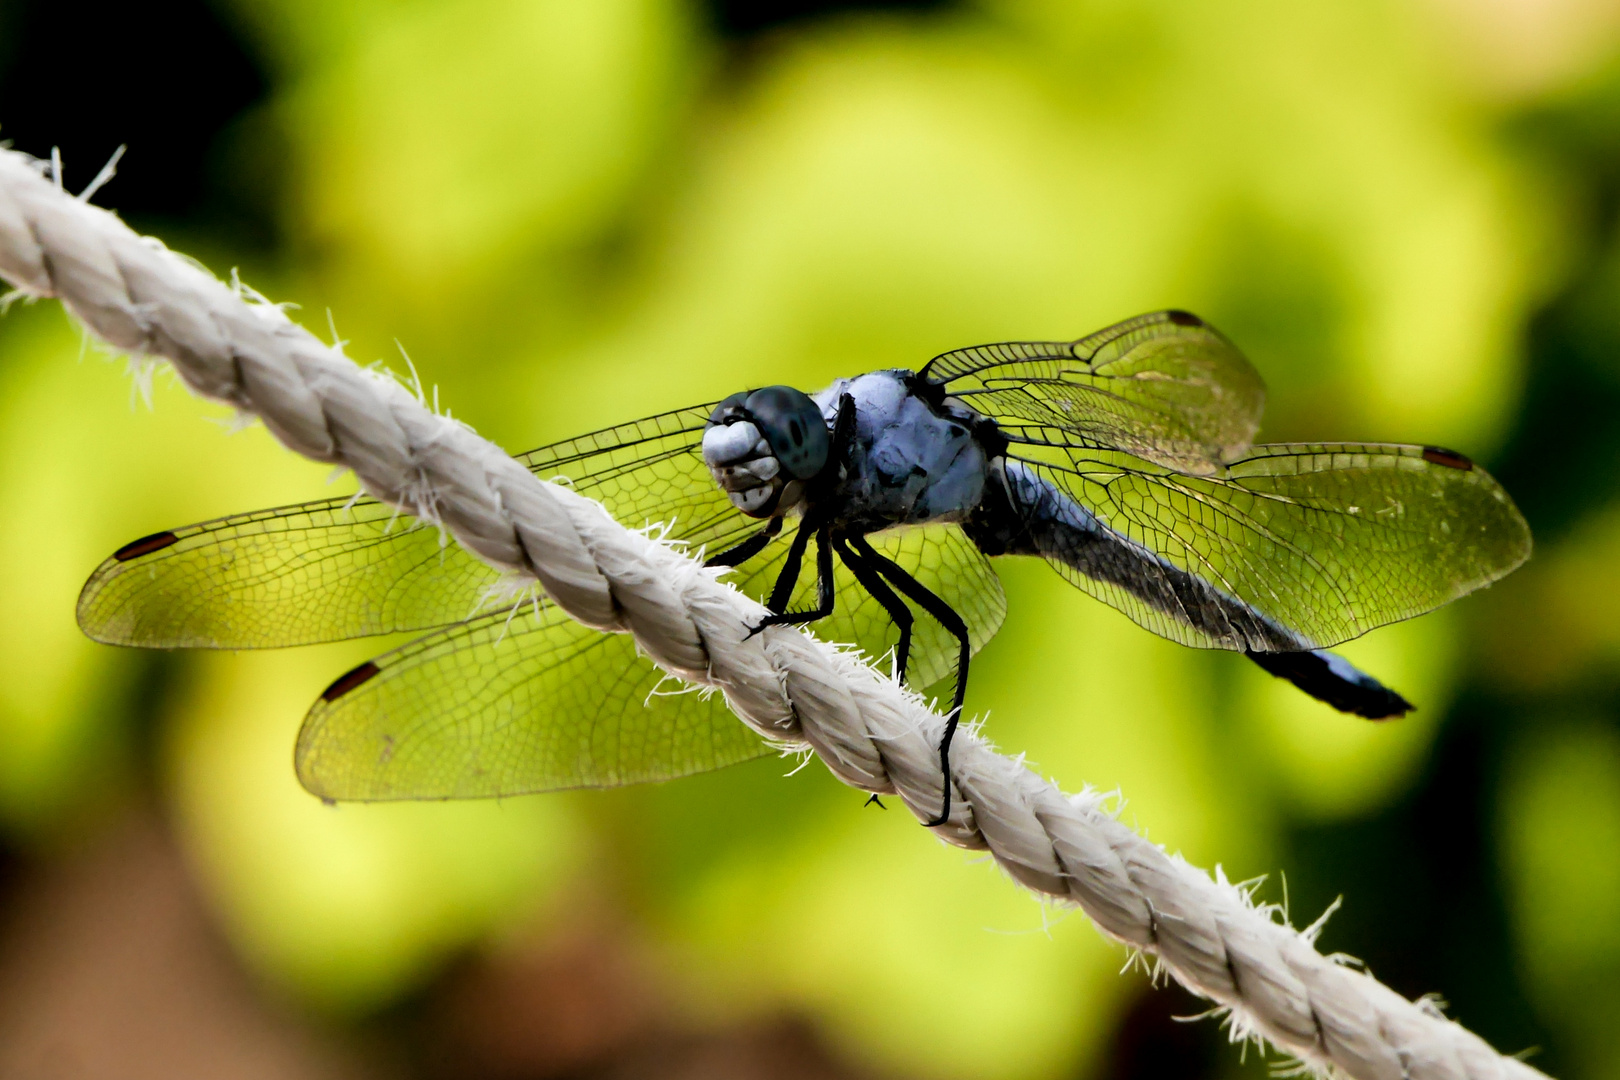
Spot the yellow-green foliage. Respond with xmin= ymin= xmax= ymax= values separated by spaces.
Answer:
xmin=0 ymin=0 xmax=1613 ymax=1076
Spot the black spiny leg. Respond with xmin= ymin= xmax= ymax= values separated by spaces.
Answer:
xmin=834 ymin=535 xmax=915 ymax=685
xmin=704 ymin=516 xmax=783 ymax=569
xmin=753 ymin=390 xmax=858 ymax=621
xmin=851 ymin=535 xmax=971 ymax=828
xmin=852 ymin=536 xmax=971 ymax=722
xmin=764 ymin=517 xmax=814 ymax=614
xmin=751 ymin=524 xmax=837 ymax=634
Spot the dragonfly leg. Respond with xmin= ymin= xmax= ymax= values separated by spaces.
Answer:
xmin=834 ymin=534 xmax=915 ymax=684
xmin=704 ymin=516 xmax=783 ymax=569
xmin=745 ymin=391 xmax=857 ymax=617
xmin=750 ymin=524 xmax=836 ymax=634
xmin=762 ymin=516 xmax=815 ymax=615
xmin=851 ymin=535 xmax=970 ymax=828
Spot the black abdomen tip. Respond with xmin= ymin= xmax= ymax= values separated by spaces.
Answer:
xmin=1247 ymin=649 xmax=1414 ymax=720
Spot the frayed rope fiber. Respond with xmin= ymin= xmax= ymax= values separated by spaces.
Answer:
xmin=0 ymin=147 xmax=1547 ymax=1080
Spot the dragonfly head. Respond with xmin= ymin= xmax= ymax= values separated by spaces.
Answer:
xmin=704 ymin=386 xmax=830 ymax=517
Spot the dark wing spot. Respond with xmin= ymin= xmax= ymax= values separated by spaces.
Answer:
xmin=113 ymin=531 xmax=180 ymax=561
xmin=1422 ymin=446 xmax=1474 ymax=471
xmin=321 ymin=661 xmax=380 ymax=701
xmin=1165 ymin=309 xmax=1203 ymax=327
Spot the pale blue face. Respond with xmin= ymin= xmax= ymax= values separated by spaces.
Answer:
xmin=703 ymin=384 xmax=830 ymax=518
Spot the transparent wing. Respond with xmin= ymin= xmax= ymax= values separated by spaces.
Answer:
xmin=295 ymin=523 xmax=1005 ymax=800
xmin=296 ymin=600 xmax=775 ymax=800
xmin=1014 ymin=442 xmax=1531 ymax=651
xmin=77 ymin=403 xmax=735 ymax=648
xmin=84 ymin=405 xmax=1011 ymax=800
xmin=923 ymin=310 xmax=1266 ymax=476
xmin=76 ymin=499 xmax=502 ymax=649
xmin=80 ymin=394 xmax=1008 ymax=687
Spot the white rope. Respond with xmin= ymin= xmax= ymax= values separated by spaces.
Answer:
xmin=0 ymin=147 xmax=1547 ymax=1080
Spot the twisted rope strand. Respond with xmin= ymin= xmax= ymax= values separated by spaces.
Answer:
xmin=0 ymin=148 xmax=1546 ymax=1080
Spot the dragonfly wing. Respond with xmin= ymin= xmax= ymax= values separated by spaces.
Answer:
xmin=298 ymin=522 xmax=1005 ymax=801
xmin=297 ymin=599 xmax=776 ymax=800
xmin=923 ymin=310 xmax=1266 ymax=476
xmin=514 ymin=402 xmax=752 ymax=550
xmin=996 ymin=442 xmax=1530 ymax=652
xmin=79 ymin=402 xmax=736 ymax=650
xmin=78 ymin=498 xmax=503 ymax=649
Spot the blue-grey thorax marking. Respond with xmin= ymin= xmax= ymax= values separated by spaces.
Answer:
xmin=811 ymin=370 xmax=989 ymax=533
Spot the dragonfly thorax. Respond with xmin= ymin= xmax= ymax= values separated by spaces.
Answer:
xmin=812 ymin=371 xmax=991 ymax=532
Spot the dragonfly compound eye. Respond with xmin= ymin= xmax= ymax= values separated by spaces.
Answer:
xmin=744 ymin=386 xmax=829 ymax=481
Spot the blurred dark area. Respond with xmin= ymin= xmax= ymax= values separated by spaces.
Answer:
xmin=1282 ymin=706 xmax=1549 ymax=1072
xmin=705 ymin=0 xmax=952 ymax=37
xmin=0 ymin=0 xmax=277 ymax=246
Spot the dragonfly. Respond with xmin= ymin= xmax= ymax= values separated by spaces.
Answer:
xmin=78 ymin=310 xmax=1531 ymax=825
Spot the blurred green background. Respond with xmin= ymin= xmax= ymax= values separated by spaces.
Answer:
xmin=0 ymin=0 xmax=1617 ymax=1077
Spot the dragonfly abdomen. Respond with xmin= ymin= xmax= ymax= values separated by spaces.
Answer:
xmin=969 ymin=460 xmax=1305 ymax=653
xmin=963 ymin=459 xmax=1414 ymax=719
